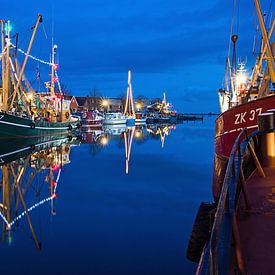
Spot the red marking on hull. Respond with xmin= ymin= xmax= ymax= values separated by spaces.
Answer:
xmin=215 ymin=95 xmax=275 ymax=157
xmin=213 ymin=94 xmax=275 ymax=201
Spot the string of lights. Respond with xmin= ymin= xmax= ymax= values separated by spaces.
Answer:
xmin=0 ymin=209 xmax=10 ymax=228
xmin=54 ymin=70 xmax=63 ymax=95
xmin=0 ymin=168 xmax=61 ymax=229
xmin=10 ymin=43 xmax=64 ymax=94
xmin=10 ymin=43 xmax=53 ymax=66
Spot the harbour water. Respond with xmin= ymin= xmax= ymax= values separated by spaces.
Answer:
xmin=0 ymin=117 xmax=215 ymax=274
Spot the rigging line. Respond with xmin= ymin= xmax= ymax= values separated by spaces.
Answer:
xmin=266 ymin=0 xmax=273 ymax=26
xmin=236 ymin=0 xmax=240 ymax=34
xmin=18 ymin=28 xmax=32 ymax=47
xmin=252 ymin=3 xmax=262 ymax=56
xmin=41 ymin=22 xmax=48 ymax=40
xmin=227 ymin=0 xmax=237 ymax=64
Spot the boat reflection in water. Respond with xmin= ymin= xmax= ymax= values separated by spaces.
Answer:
xmin=146 ymin=124 xmax=176 ymax=148
xmin=0 ymin=136 xmax=79 ymax=249
xmin=81 ymin=123 xmax=177 ymax=174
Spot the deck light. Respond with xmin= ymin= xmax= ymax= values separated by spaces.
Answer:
xmin=236 ymin=72 xmax=247 ymax=86
xmin=27 ymin=93 xmax=33 ymax=101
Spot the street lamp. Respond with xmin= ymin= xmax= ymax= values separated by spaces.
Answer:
xmin=136 ymin=102 xmax=142 ymax=111
xmin=101 ymin=99 xmax=109 ymax=113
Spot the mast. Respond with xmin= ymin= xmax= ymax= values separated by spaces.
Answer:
xmin=251 ymin=18 xmax=275 ymax=88
xmin=254 ymin=0 xmax=275 ymax=86
xmin=9 ymin=14 xmax=42 ymax=110
xmin=161 ymin=92 xmax=168 ymax=113
xmin=1 ymin=20 xmax=11 ymax=112
xmin=0 ymin=20 xmax=4 ymax=110
xmin=124 ymin=126 xmax=135 ymax=174
xmin=123 ymin=70 xmax=136 ymax=117
xmin=50 ymin=44 xmax=57 ymax=97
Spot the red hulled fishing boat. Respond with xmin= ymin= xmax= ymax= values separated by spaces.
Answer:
xmin=187 ymin=1 xmax=275 ymax=273
xmin=212 ymin=0 xmax=275 ymax=200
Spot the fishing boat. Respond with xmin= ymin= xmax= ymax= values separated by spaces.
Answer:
xmin=0 ymin=15 xmax=80 ymax=139
xmin=158 ymin=114 xmax=171 ymax=123
xmin=146 ymin=113 xmax=159 ymax=124
xmin=103 ymin=112 xmax=127 ymax=125
xmin=81 ymin=110 xmax=103 ymax=131
xmin=190 ymin=113 xmax=275 ymax=275
xmin=146 ymin=123 xmax=176 ymax=148
xmin=146 ymin=93 xmax=175 ymax=124
xmin=212 ymin=2 xmax=275 ymax=201
xmin=187 ymin=0 xmax=275 ymax=273
xmin=0 ymin=136 xmax=76 ymax=249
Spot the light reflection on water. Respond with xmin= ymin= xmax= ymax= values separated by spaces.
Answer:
xmin=0 ymin=118 xmax=215 ymax=274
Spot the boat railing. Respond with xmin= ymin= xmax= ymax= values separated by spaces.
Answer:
xmin=196 ymin=127 xmax=269 ymax=274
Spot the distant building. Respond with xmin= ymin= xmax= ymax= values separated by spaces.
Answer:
xmin=63 ymin=95 xmax=79 ymax=113
xmin=107 ymin=98 xmax=123 ymax=112
xmin=65 ymin=95 xmax=153 ymax=113
xmin=74 ymin=97 xmax=87 ymax=111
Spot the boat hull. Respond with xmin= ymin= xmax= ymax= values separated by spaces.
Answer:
xmin=0 ymin=135 xmax=78 ymax=165
xmin=213 ymin=94 xmax=275 ymax=200
xmin=146 ymin=117 xmax=158 ymax=124
xmin=126 ymin=118 xmax=135 ymax=125
xmin=103 ymin=119 xmax=127 ymax=125
xmin=135 ymin=118 xmax=147 ymax=125
xmin=0 ymin=112 xmax=79 ymax=139
xmin=81 ymin=119 xmax=103 ymax=131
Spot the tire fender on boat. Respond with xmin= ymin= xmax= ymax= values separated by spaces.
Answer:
xmin=68 ymin=124 xmax=73 ymax=130
xmin=186 ymin=202 xmax=216 ymax=263
xmin=30 ymin=122 xmax=36 ymax=129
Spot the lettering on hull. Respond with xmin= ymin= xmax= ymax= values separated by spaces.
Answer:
xmin=234 ymin=108 xmax=262 ymax=125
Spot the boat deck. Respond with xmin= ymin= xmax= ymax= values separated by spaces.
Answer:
xmin=237 ymin=167 xmax=275 ymax=274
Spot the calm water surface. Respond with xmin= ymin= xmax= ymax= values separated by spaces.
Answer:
xmin=0 ymin=117 xmax=215 ymax=274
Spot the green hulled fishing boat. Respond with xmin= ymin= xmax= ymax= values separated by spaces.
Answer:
xmin=0 ymin=15 xmax=80 ymax=139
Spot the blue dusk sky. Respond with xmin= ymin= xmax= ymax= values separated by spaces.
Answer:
xmin=1 ymin=0 xmax=273 ymax=112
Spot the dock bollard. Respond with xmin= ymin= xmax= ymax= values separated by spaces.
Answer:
xmin=258 ymin=112 xmax=275 ymax=167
